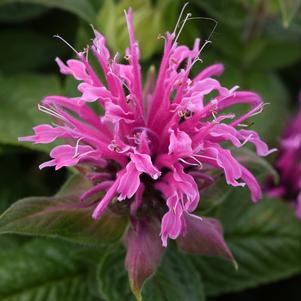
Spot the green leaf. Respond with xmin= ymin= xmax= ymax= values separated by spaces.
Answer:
xmin=203 ymin=64 xmax=289 ymax=146
xmin=243 ymin=71 xmax=289 ymax=146
xmin=97 ymin=247 xmax=136 ymax=301
xmin=0 ymin=29 xmax=67 ymax=73
xmin=0 ymin=73 xmax=61 ymax=152
xmin=97 ymin=246 xmax=205 ymax=301
xmin=192 ymin=0 xmax=248 ymax=28
xmin=142 ymin=249 xmax=205 ymax=301
xmin=0 ymin=174 xmax=127 ymax=246
xmin=0 ymin=146 xmax=55 ymax=213
xmin=279 ymin=0 xmax=301 ymax=27
xmin=0 ymin=0 xmax=96 ymax=23
xmin=194 ymin=190 xmax=301 ymax=297
xmin=0 ymin=3 xmax=48 ymax=23
xmin=96 ymin=0 xmax=179 ymax=60
xmin=249 ymin=39 xmax=301 ymax=69
xmin=0 ymin=239 xmax=101 ymax=301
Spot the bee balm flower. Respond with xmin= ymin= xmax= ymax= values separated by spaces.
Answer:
xmin=20 ymin=7 xmax=274 ymax=298
xmin=267 ymin=93 xmax=301 ymax=218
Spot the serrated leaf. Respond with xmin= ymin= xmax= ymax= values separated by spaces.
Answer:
xmin=0 ymin=0 xmax=96 ymax=23
xmin=194 ymin=190 xmax=301 ymax=297
xmin=0 ymin=174 xmax=127 ymax=246
xmin=0 ymin=239 xmax=101 ymax=301
xmin=0 ymin=73 xmax=62 ymax=152
xmin=142 ymin=249 xmax=205 ymax=301
xmin=97 ymin=247 xmax=136 ymax=301
xmin=97 ymin=246 xmax=205 ymax=301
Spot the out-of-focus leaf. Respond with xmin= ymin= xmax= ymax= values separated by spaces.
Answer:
xmin=192 ymin=0 xmax=248 ymax=27
xmin=243 ymin=71 xmax=289 ymax=145
xmin=97 ymin=247 xmax=136 ymax=301
xmin=279 ymin=0 xmax=301 ymax=27
xmin=194 ymin=190 xmax=301 ymax=297
xmin=143 ymin=249 xmax=205 ymax=301
xmin=0 ymin=174 xmax=127 ymax=245
xmin=0 ymin=29 xmax=66 ymax=73
xmin=0 ymin=235 xmax=24 ymax=252
xmin=0 ymin=73 xmax=61 ymax=152
xmin=0 ymin=239 xmax=101 ymax=301
xmin=97 ymin=246 xmax=205 ymax=301
xmin=0 ymin=3 xmax=48 ymax=22
xmin=250 ymin=39 xmax=301 ymax=69
xmin=96 ymin=0 xmax=179 ymax=59
xmin=232 ymin=148 xmax=279 ymax=181
xmin=0 ymin=0 xmax=96 ymax=22
xmin=202 ymin=63 xmax=289 ymax=146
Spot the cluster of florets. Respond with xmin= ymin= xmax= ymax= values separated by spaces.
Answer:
xmin=267 ymin=93 xmax=301 ymax=218
xmin=20 ymin=9 xmax=274 ymax=247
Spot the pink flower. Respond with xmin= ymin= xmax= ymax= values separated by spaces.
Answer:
xmin=267 ymin=92 xmax=301 ymax=218
xmin=20 ymin=7 xmax=274 ymax=297
xmin=20 ymin=8 xmax=274 ymax=244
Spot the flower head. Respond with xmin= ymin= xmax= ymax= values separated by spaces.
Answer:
xmin=20 ymin=7 xmax=274 ymax=297
xmin=267 ymin=93 xmax=301 ymax=218
xmin=20 ymin=8 xmax=273 ymax=245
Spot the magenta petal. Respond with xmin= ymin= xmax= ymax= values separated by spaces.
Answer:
xmin=177 ymin=213 xmax=234 ymax=262
xmin=124 ymin=219 xmax=164 ymax=300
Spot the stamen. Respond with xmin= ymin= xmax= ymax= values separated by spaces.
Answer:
xmin=179 ymin=158 xmax=199 ymax=166
xmin=73 ymin=137 xmax=84 ymax=158
xmin=157 ymin=34 xmax=166 ymax=41
xmin=184 ymin=17 xmax=218 ymax=41
xmin=84 ymin=45 xmax=90 ymax=60
xmin=237 ymin=123 xmax=251 ymax=128
xmin=191 ymin=39 xmax=212 ymax=68
xmin=133 ymin=127 xmax=160 ymax=142
xmin=38 ymin=105 xmax=68 ymax=122
xmin=190 ymin=156 xmax=204 ymax=168
xmin=108 ymin=143 xmax=120 ymax=152
xmin=53 ymin=35 xmax=79 ymax=55
xmin=194 ymin=154 xmax=216 ymax=161
xmin=175 ymin=13 xmax=192 ymax=43
xmin=249 ymin=103 xmax=268 ymax=118
xmin=250 ymin=110 xmax=263 ymax=118
xmin=240 ymin=134 xmax=253 ymax=147
xmin=211 ymin=111 xmax=217 ymax=121
xmin=126 ymin=95 xmax=132 ymax=104
xmin=78 ymin=150 xmax=96 ymax=158
xmin=229 ymin=85 xmax=240 ymax=94
xmin=173 ymin=2 xmax=189 ymax=34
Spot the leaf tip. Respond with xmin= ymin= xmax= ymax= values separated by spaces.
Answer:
xmin=233 ymin=259 xmax=239 ymax=271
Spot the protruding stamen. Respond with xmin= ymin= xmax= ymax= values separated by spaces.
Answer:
xmin=108 ymin=141 xmax=121 ymax=152
xmin=38 ymin=105 xmax=68 ymax=123
xmin=173 ymin=2 xmax=189 ymax=35
xmin=53 ymin=35 xmax=79 ymax=55
xmin=238 ymin=122 xmax=255 ymax=128
xmin=175 ymin=13 xmax=192 ymax=43
xmin=73 ymin=137 xmax=84 ymax=158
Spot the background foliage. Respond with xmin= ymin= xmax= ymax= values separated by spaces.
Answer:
xmin=0 ymin=0 xmax=301 ymax=300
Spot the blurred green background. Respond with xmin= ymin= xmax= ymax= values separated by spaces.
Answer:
xmin=0 ymin=0 xmax=301 ymax=300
